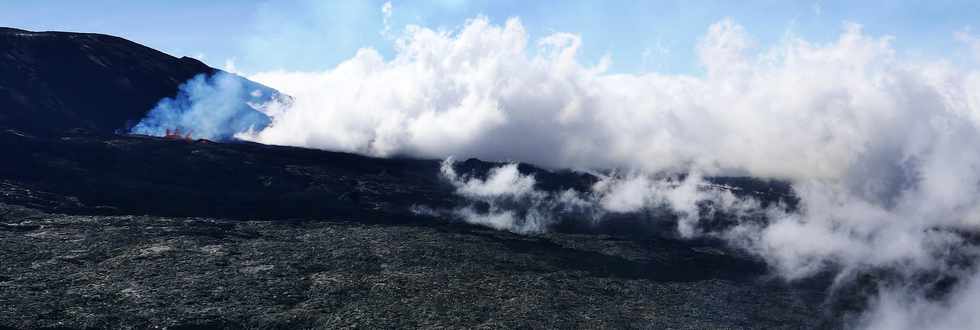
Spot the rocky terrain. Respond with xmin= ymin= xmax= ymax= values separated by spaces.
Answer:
xmin=0 ymin=203 xmax=836 ymax=329
xmin=0 ymin=27 xmax=843 ymax=329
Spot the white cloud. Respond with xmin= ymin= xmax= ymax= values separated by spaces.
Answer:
xmin=439 ymin=158 xmax=764 ymax=239
xmin=243 ymin=18 xmax=978 ymax=183
xmin=859 ymin=271 xmax=980 ymax=330
xmin=190 ymin=52 xmax=207 ymax=61
xmin=441 ymin=159 xmax=537 ymax=199
xmin=439 ymin=158 xmax=555 ymax=234
xmin=381 ymin=1 xmax=394 ymax=38
xmin=382 ymin=1 xmax=393 ymax=19
xmin=955 ymin=28 xmax=980 ymax=61
xmin=592 ymin=172 xmax=760 ymax=238
xmin=640 ymin=39 xmax=670 ymax=72
xmin=223 ymin=57 xmax=240 ymax=74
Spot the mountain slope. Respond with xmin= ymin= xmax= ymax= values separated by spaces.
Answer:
xmin=0 ymin=27 xmax=272 ymax=136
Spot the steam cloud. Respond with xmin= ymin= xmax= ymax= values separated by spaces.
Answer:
xmin=140 ymin=13 xmax=980 ymax=329
xmin=438 ymin=157 xmax=605 ymax=234
xmin=131 ymin=72 xmax=278 ymax=140
xmin=437 ymin=157 xmax=764 ymax=238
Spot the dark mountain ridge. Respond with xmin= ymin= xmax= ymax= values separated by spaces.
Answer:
xmin=0 ymin=27 xmax=270 ymax=137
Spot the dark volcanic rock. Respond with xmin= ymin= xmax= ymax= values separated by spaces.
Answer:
xmin=0 ymin=27 xmax=271 ymax=137
xmin=0 ymin=204 xmax=832 ymax=329
xmin=0 ymin=128 xmax=795 ymax=237
xmin=0 ymin=129 xmax=456 ymax=222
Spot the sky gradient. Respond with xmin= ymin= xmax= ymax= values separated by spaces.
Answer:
xmin=3 ymin=0 xmax=979 ymax=74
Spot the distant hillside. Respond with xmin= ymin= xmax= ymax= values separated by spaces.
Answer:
xmin=0 ymin=27 xmax=273 ymax=136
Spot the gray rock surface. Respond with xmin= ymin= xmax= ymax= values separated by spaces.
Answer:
xmin=0 ymin=204 xmax=831 ymax=329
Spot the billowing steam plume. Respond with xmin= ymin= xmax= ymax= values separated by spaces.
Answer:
xmin=131 ymin=72 xmax=281 ymax=140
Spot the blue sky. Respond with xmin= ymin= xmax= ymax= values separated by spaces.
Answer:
xmin=3 ymin=0 xmax=978 ymax=74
